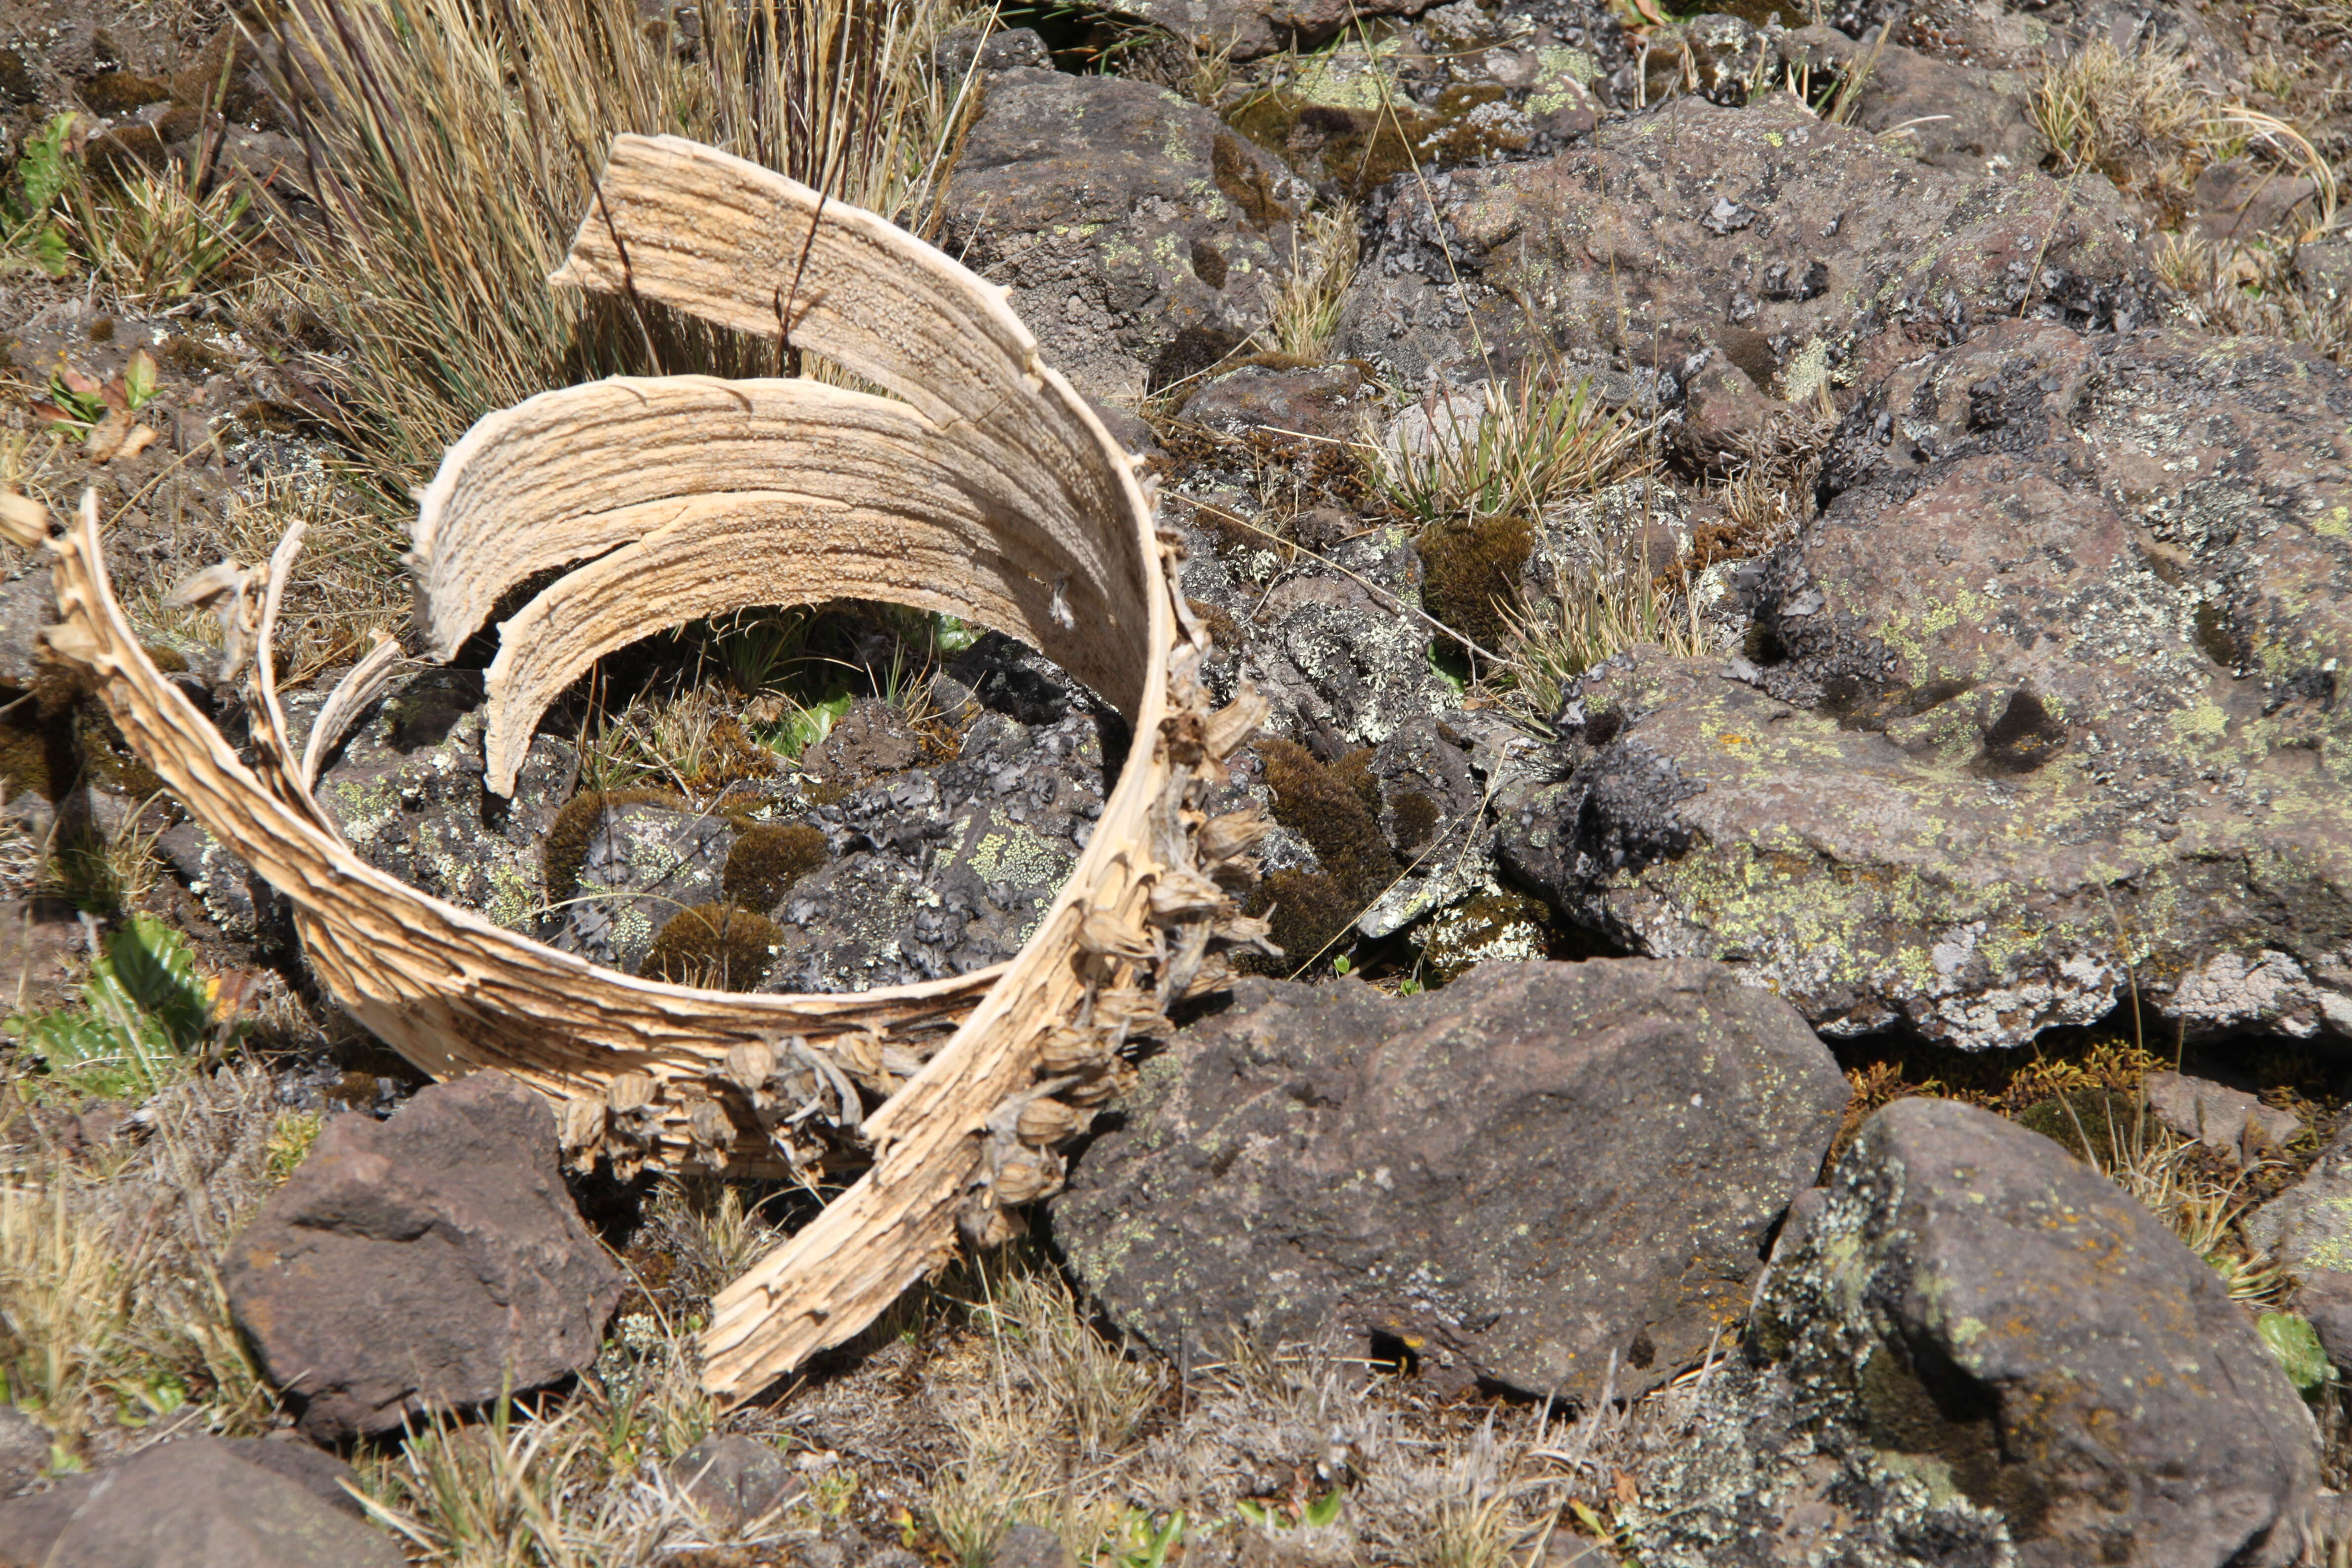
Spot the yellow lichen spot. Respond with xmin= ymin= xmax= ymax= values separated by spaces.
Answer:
xmin=2170 ymin=701 xmax=2228 ymax=741
xmin=1780 ymin=337 xmax=1834 ymax=403
xmin=2315 ymin=506 xmax=2351 ymax=539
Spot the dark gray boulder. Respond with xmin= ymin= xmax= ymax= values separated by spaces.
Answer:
xmin=0 ymin=1436 xmax=400 ymax=1568
xmin=1500 ymin=320 xmax=2352 ymax=1047
xmin=1750 ymin=1097 xmax=2317 ymax=1568
xmin=1052 ymin=957 xmax=1846 ymax=1403
xmin=224 ymin=1070 xmax=625 ymax=1441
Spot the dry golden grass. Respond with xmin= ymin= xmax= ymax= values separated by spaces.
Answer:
xmin=2156 ymin=232 xmax=2352 ymax=362
xmin=134 ymin=471 xmax=407 ymax=682
xmin=2031 ymin=37 xmax=2209 ymax=201
xmin=0 ymin=1065 xmax=283 ymax=1455
xmin=1500 ymin=543 xmax=1710 ymax=730
xmin=253 ymin=0 xmax=980 ymax=493
xmin=2032 ymin=38 xmax=2337 ymax=241
xmin=1271 ymin=202 xmax=1360 ymax=362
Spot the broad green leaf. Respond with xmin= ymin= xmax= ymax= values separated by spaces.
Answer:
xmin=2258 ymin=1312 xmax=2330 ymax=1396
xmin=123 ymin=349 xmax=158 ymax=412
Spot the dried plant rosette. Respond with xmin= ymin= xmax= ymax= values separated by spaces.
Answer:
xmin=5 ymin=134 xmax=1275 ymax=1400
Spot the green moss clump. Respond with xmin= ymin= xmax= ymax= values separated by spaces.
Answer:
xmin=1417 ymin=512 xmax=1533 ymax=655
xmin=73 ymin=704 xmax=165 ymax=798
xmin=1248 ymin=737 xmax=1402 ymax=969
xmin=0 ymin=703 xmax=76 ymax=802
xmin=723 ymin=823 xmax=829 ymax=911
xmin=1388 ymin=789 xmax=1441 ymax=856
xmin=543 ymin=787 xmax=684 ymax=901
xmin=642 ymin=902 xmax=782 ymax=991
xmin=2015 ymin=1088 xmax=2146 ymax=1166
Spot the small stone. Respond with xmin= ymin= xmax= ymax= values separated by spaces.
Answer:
xmin=2142 ymin=1070 xmax=2301 ymax=1164
xmin=1183 ymin=364 xmax=1368 ymax=442
xmin=0 ymin=1436 xmax=402 ymax=1568
xmin=989 ymin=1522 xmax=1075 ymax=1568
xmin=224 ymin=1071 xmax=625 ymax=1441
xmin=669 ymin=1435 xmax=804 ymax=1529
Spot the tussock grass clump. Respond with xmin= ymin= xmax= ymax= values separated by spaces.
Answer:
xmin=256 ymin=0 xmax=978 ymax=491
xmin=2156 ymin=233 xmax=2352 ymax=362
xmin=1500 ymin=545 xmax=1710 ymax=729
xmin=1269 ymin=201 xmax=1359 ymax=361
xmin=2030 ymin=37 xmax=2208 ymax=200
xmin=1368 ymin=373 xmax=1651 ymax=530
xmin=2032 ymin=40 xmax=2337 ymax=237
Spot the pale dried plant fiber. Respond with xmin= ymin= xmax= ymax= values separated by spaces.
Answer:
xmin=24 ymin=134 xmax=1275 ymax=1404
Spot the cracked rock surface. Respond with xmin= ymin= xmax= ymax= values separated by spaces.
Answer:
xmin=1500 ymin=319 xmax=2352 ymax=1047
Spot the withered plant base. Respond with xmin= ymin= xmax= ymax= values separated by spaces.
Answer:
xmin=6 ymin=135 xmax=1276 ymax=1403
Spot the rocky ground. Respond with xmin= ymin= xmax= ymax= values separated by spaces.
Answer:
xmin=2 ymin=0 xmax=2352 ymax=1561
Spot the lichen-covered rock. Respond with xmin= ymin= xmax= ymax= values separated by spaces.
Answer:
xmin=1744 ymin=1097 xmax=2316 ymax=1568
xmin=942 ymin=69 xmax=1305 ymax=401
xmin=1340 ymin=93 xmax=2155 ymax=393
xmin=299 ymin=669 xmax=572 ymax=935
xmin=1087 ymin=0 xmax=1442 ymax=61
xmin=555 ymin=799 xmax=738 ymax=974
xmin=1052 ymin=957 xmax=1846 ymax=1403
xmin=2250 ymin=1122 xmax=2352 ymax=1371
xmin=1500 ymin=320 xmax=2352 ymax=1047
xmin=1180 ymin=518 xmax=1446 ymax=752
xmin=760 ymin=694 xmax=1108 ymax=990
xmin=1626 ymin=1358 xmax=2013 ymax=1568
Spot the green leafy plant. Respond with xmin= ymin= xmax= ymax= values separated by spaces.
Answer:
xmin=33 ymin=350 xmax=161 ymax=441
xmin=2 ymin=114 xmax=81 ymax=278
xmin=1104 ymin=1508 xmax=1185 ymax=1567
xmin=9 ymin=914 xmax=219 ymax=1100
xmin=2257 ymin=1312 xmax=2330 ymax=1396
xmin=1236 ymin=1489 xmax=1344 ymax=1529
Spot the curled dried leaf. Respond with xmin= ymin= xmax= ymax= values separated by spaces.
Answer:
xmin=0 ymin=492 xmax=48 ymax=550
xmin=1198 ymin=806 xmax=1272 ymax=863
xmin=1014 ymin=1096 xmax=1083 ymax=1147
xmin=1078 ymin=908 xmax=1157 ymax=963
